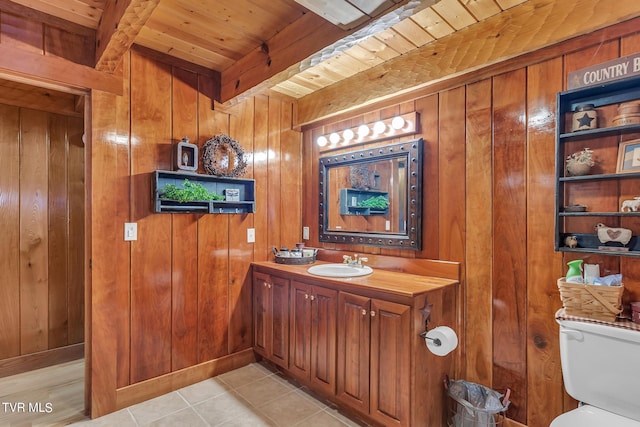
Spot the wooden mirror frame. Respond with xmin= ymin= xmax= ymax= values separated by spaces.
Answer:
xmin=318 ymin=138 xmax=423 ymax=249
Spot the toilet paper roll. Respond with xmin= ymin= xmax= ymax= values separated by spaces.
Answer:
xmin=425 ymin=326 xmax=458 ymax=356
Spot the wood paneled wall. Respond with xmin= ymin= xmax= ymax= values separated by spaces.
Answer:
xmin=89 ymin=49 xmax=302 ymax=416
xmin=302 ymin=23 xmax=640 ymax=427
xmin=0 ymin=105 xmax=84 ymax=371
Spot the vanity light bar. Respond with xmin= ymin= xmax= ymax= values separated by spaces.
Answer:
xmin=317 ymin=111 xmax=419 ymax=148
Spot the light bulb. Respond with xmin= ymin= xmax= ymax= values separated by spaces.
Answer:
xmin=357 ymin=124 xmax=370 ymax=139
xmin=373 ymin=121 xmax=386 ymax=135
xmin=391 ymin=116 xmax=405 ymax=130
xmin=329 ymin=132 xmax=340 ymax=146
xmin=343 ymin=129 xmax=354 ymax=142
xmin=317 ymin=135 xmax=328 ymax=147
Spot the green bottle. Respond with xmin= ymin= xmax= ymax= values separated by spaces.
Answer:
xmin=566 ymin=259 xmax=583 ymax=283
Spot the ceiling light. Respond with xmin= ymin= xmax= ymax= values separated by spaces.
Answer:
xmin=294 ymin=0 xmax=406 ymax=30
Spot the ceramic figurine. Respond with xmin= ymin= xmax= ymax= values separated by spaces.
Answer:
xmin=595 ymin=223 xmax=632 ymax=246
xmin=621 ymin=197 xmax=640 ymax=212
xmin=564 ymin=235 xmax=578 ymax=248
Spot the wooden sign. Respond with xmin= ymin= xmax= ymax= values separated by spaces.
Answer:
xmin=568 ymin=52 xmax=640 ymax=89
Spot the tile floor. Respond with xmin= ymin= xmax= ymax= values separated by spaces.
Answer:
xmin=73 ymin=362 xmax=367 ymax=427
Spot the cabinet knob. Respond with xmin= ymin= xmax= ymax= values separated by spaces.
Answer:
xmin=267 ymin=284 xmax=272 ymax=289
xmin=305 ymin=294 xmax=309 ymax=299
xmin=310 ymin=295 xmax=315 ymax=301
xmin=370 ymin=310 xmax=376 ymax=317
xmin=361 ymin=309 xmax=367 ymax=316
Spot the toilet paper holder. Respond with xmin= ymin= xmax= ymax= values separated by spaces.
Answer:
xmin=418 ymin=303 xmax=442 ymax=346
xmin=419 ymin=330 xmax=442 ymax=346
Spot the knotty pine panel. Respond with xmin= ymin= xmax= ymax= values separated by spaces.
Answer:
xmin=464 ymin=78 xmax=493 ymax=387
xmin=228 ymin=99 xmax=255 ymax=354
xmin=129 ymin=53 xmax=173 ymax=383
xmin=197 ymin=215 xmax=230 ymax=362
xmin=170 ymin=67 xmax=199 ymax=371
xmin=67 ymin=116 xmax=85 ymax=345
xmin=438 ymin=87 xmax=466 ymax=265
xmin=20 ymin=109 xmax=49 ymax=355
xmin=492 ymin=69 xmax=527 ymax=423
xmin=525 ymin=57 xmax=565 ymax=427
xmin=268 ymin=97 xmax=283 ymax=251
xmin=90 ymin=88 xmax=126 ymax=415
xmin=253 ymin=95 xmax=270 ymax=262
xmin=415 ymin=94 xmax=439 ymax=260
xmin=48 ymin=114 xmax=69 ymax=348
xmin=0 ymin=104 xmax=20 ymax=360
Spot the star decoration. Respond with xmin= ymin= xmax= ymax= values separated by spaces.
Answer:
xmin=576 ymin=113 xmax=595 ymax=128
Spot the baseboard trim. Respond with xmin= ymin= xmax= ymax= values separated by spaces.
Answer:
xmin=115 ymin=349 xmax=256 ymax=410
xmin=0 ymin=343 xmax=84 ymax=378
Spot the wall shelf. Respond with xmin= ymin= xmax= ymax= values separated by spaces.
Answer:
xmin=153 ymin=170 xmax=255 ymax=214
xmin=555 ymin=74 xmax=640 ymax=257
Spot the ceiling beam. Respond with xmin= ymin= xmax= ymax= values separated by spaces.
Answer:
xmin=220 ymin=12 xmax=350 ymax=103
xmin=96 ymin=0 xmax=161 ymax=72
xmin=0 ymin=43 xmax=122 ymax=95
xmin=220 ymin=0 xmax=435 ymax=105
xmin=296 ymin=0 xmax=640 ymax=125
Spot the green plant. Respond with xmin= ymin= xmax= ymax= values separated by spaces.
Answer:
xmin=160 ymin=179 xmax=224 ymax=202
xmin=358 ymin=195 xmax=389 ymax=209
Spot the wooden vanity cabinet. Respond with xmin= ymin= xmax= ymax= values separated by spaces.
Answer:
xmin=253 ymin=271 xmax=289 ymax=369
xmin=337 ymin=292 xmax=411 ymax=426
xmin=289 ymin=281 xmax=337 ymax=396
xmin=252 ymin=261 xmax=459 ymax=427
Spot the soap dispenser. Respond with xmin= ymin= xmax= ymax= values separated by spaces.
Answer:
xmin=566 ymin=259 xmax=584 ymax=283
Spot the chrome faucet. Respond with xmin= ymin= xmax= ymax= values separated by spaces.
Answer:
xmin=343 ymin=254 xmax=369 ymax=268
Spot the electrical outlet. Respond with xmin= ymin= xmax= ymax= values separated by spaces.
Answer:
xmin=303 ymin=226 xmax=309 ymax=240
xmin=247 ymin=228 xmax=255 ymax=243
xmin=124 ymin=223 xmax=137 ymax=241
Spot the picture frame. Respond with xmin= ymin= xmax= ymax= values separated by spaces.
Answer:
xmin=616 ymin=139 xmax=640 ymax=174
xmin=176 ymin=138 xmax=198 ymax=172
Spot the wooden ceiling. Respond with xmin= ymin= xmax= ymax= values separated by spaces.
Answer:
xmin=6 ymin=0 xmax=527 ymax=97
xmin=5 ymin=0 xmax=640 ymax=122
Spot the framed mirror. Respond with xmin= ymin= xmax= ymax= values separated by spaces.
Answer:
xmin=319 ymin=138 xmax=423 ymax=249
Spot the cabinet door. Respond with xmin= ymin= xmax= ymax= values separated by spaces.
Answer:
xmin=310 ymin=286 xmax=337 ymax=395
xmin=253 ymin=271 xmax=270 ymax=357
xmin=270 ymin=275 xmax=290 ymax=369
xmin=370 ymin=299 xmax=410 ymax=427
xmin=289 ymin=281 xmax=312 ymax=380
xmin=336 ymin=292 xmax=371 ymax=413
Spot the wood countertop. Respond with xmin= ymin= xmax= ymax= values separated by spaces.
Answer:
xmin=252 ymin=260 xmax=459 ymax=298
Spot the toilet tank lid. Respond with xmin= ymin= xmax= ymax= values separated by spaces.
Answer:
xmin=556 ymin=317 xmax=640 ymax=343
xmin=552 ymin=405 xmax=640 ymax=427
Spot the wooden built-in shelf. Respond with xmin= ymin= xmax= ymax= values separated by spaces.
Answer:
xmin=153 ymin=170 xmax=255 ymax=214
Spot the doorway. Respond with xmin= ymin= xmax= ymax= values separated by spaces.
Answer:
xmin=0 ymin=78 xmax=86 ymax=410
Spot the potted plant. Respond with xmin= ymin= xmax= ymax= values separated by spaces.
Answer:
xmin=160 ymin=179 xmax=224 ymax=202
xmin=566 ymin=148 xmax=595 ymax=176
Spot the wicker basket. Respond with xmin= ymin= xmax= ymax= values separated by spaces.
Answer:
xmin=557 ymin=278 xmax=624 ymax=322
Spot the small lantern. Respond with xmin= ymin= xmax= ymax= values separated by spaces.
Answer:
xmin=176 ymin=137 xmax=198 ymax=171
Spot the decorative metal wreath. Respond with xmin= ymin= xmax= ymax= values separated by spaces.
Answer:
xmin=202 ymin=134 xmax=248 ymax=177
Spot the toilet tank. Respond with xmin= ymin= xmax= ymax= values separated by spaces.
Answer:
xmin=558 ymin=318 xmax=640 ymax=422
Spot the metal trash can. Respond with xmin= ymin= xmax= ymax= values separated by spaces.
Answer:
xmin=444 ymin=377 xmax=511 ymax=427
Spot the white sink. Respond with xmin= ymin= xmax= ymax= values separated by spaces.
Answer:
xmin=307 ymin=263 xmax=373 ymax=278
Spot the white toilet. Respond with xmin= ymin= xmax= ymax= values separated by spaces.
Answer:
xmin=551 ymin=318 xmax=640 ymax=426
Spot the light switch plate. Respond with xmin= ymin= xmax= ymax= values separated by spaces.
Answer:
xmin=303 ymin=226 xmax=310 ymax=240
xmin=124 ymin=222 xmax=137 ymax=241
xmin=247 ymin=228 xmax=255 ymax=243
